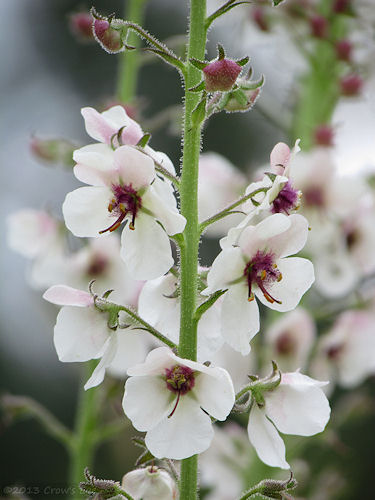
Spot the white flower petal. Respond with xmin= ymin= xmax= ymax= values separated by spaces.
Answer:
xmin=247 ymin=404 xmax=289 ymax=469
xmin=114 ymin=145 xmax=155 ymax=190
xmin=121 ymin=213 xmax=174 ymax=280
xmin=73 ymin=144 xmax=116 ymax=186
xmin=107 ymin=329 xmax=150 ymax=378
xmin=266 ymin=214 xmax=309 ymax=258
xmin=221 ymin=284 xmax=260 ymax=355
xmin=265 ymin=372 xmax=331 ymax=436
xmin=143 ymin=186 xmax=186 ymax=236
xmin=84 ymin=335 xmax=118 ymax=390
xmin=127 ymin=347 xmax=176 ymax=377
xmin=145 ymin=147 xmax=176 ymax=175
xmin=54 ymin=306 xmax=109 ymax=362
xmin=123 ymin=375 xmax=175 ymax=431
xmin=43 ymin=285 xmax=93 ymax=307
xmin=205 ymin=247 xmax=245 ymax=294
xmin=145 ymin=396 xmax=214 ymax=459
xmin=255 ymin=257 xmax=314 ymax=312
xmin=63 ymin=186 xmax=114 ymax=237
xmin=194 ymin=367 xmax=235 ymax=420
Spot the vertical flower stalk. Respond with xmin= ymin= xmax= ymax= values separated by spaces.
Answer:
xmin=117 ymin=0 xmax=147 ymax=103
xmin=69 ymin=360 xmax=100 ymax=499
xmin=179 ymin=0 xmax=207 ymax=498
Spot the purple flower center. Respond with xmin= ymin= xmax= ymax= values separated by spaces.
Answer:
xmin=244 ymin=250 xmax=282 ymax=304
xmin=303 ymin=186 xmax=325 ymax=208
xmin=275 ymin=331 xmax=295 ymax=355
xmin=271 ymin=181 xmax=299 ymax=215
xmin=326 ymin=344 xmax=343 ymax=360
xmin=165 ymin=365 xmax=195 ymax=418
xmin=99 ymin=183 xmax=142 ymax=234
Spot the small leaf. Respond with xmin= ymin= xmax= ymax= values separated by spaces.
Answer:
xmin=272 ymin=0 xmax=285 ymax=5
xmin=136 ymin=133 xmax=152 ymax=148
xmin=189 ymin=57 xmax=208 ymax=70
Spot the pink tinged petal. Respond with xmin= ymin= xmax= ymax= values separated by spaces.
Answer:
xmin=204 ymin=247 xmax=245 ymax=294
xmin=63 ymin=186 xmax=114 ymax=237
xmin=266 ymin=214 xmax=309 ymax=258
xmin=114 ymin=146 xmax=155 ymax=190
xmin=196 ymin=302 xmax=224 ymax=361
xmin=247 ymin=404 xmax=289 ymax=469
xmin=81 ymin=107 xmax=118 ymax=144
xmin=102 ymin=105 xmax=143 ymax=145
xmin=255 ymin=257 xmax=314 ymax=312
xmin=238 ymin=214 xmax=291 ymax=259
xmin=53 ymin=306 xmax=109 ymax=362
xmin=270 ymin=142 xmax=291 ymax=174
xmin=265 ymin=372 xmax=331 ymax=436
xmin=145 ymin=395 xmax=214 ymax=459
xmin=145 ymin=146 xmax=176 ymax=175
xmin=84 ymin=335 xmax=118 ymax=390
xmin=120 ymin=213 xmax=174 ymax=280
xmin=122 ymin=376 xmax=175 ymax=432
xmin=142 ymin=187 xmax=186 ymax=235
xmin=221 ymin=284 xmax=260 ymax=355
xmin=43 ymin=285 xmax=93 ymax=307
xmin=73 ymin=144 xmax=117 ymax=186
xmin=194 ymin=367 xmax=235 ymax=420
xmin=127 ymin=347 xmax=176 ymax=377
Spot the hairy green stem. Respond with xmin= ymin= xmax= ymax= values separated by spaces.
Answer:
xmin=69 ymin=361 xmax=100 ymax=499
xmin=117 ymin=0 xmax=147 ymax=103
xmin=178 ymin=0 xmax=207 ymax=498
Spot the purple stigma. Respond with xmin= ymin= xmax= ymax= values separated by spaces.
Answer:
xmin=99 ymin=183 xmax=142 ymax=234
xmin=244 ymin=250 xmax=282 ymax=304
xmin=271 ymin=181 xmax=299 ymax=215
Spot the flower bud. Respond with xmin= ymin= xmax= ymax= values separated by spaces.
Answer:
xmin=203 ymin=58 xmax=242 ymax=92
xmin=30 ymin=136 xmax=75 ymax=167
xmin=335 ymin=39 xmax=352 ymax=61
xmin=91 ymin=9 xmax=125 ymax=54
xmin=340 ymin=74 xmax=363 ymax=96
xmin=121 ymin=466 xmax=177 ymax=500
xmin=252 ymin=7 xmax=269 ymax=31
xmin=224 ymin=87 xmax=261 ymax=113
xmin=69 ymin=12 xmax=94 ymax=41
xmin=310 ymin=15 xmax=328 ymax=39
xmin=314 ymin=124 xmax=334 ymax=147
xmin=333 ymin=0 xmax=350 ymax=14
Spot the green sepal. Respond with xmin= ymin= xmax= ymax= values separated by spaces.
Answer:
xmin=236 ymin=55 xmax=250 ymax=67
xmin=217 ymin=43 xmax=226 ymax=60
xmin=189 ymin=57 xmax=208 ymax=70
xmin=137 ymin=133 xmax=152 ymax=148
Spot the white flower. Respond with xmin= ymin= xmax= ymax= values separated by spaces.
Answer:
xmin=204 ymin=213 xmax=314 ymax=354
xmin=43 ymin=285 xmax=148 ymax=389
xmin=198 ymin=153 xmax=247 ymax=237
xmin=63 ymin=144 xmax=186 ymax=279
xmin=247 ymin=372 xmax=331 ymax=469
xmin=122 ymin=347 xmax=235 ymax=459
xmin=81 ymin=105 xmax=143 ymax=147
xmin=265 ymin=308 xmax=316 ymax=372
xmin=311 ymin=310 xmax=375 ymax=390
xmin=138 ymin=272 xmax=223 ymax=362
xmin=121 ymin=466 xmax=177 ymax=500
xmin=6 ymin=209 xmax=67 ymax=290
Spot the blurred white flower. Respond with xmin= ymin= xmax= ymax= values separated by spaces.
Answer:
xmin=121 ymin=466 xmax=177 ymax=500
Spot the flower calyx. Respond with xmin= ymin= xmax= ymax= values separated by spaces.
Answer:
xmin=79 ymin=468 xmax=124 ymax=499
xmin=239 ymin=361 xmax=282 ymax=409
xmin=218 ymin=71 xmax=265 ymax=113
xmin=244 ymin=472 xmax=297 ymax=499
xmin=189 ymin=44 xmax=248 ymax=93
xmin=91 ymin=7 xmax=125 ymax=54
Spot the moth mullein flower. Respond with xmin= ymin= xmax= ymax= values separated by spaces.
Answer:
xmin=204 ymin=213 xmax=314 ymax=355
xmin=311 ymin=310 xmax=375 ymax=391
xmin=121 ymin=466 xmax=177 ymax=500
xmin=43 ymin=285 xmax=148 ymax=389
xmin=122 ymin=347 xmax=235 ymax=459
xmin=265 ymin=308 xmax=316 ymax=372
xmin=63 ymin=145 xmax=186 ymax=279
xmin=247 ymin=372 xmax=331 ymax=469
xmin=138 ymin=272 xmax=224 ymax=361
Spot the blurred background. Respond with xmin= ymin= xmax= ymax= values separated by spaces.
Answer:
xmin=1 ymin=1 xmax=375 ymax=499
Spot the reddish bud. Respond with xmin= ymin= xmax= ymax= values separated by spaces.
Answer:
xmin=93 ymin=18 xmax=123 ymax=54
xmin=203 ymin=59 xmax=242 ymax=92
xmin=333 ymin=0 xmax=350 ymax=14
xmin=252 ymin=7 xmax=269 ymax=31
xmin=69 ymin=12 xmax=94 ymax=41
xmin=340 ymin=74 xmax=363 ymax=96
xmin=314 ymin=125 xmax=335 ymax=147
xmin=336 ymin=39 xmax=352 ymax=61
xmin=310 ymin=15 xmax=328 ymax=39
xmin=30 ymin=137 xmax=75 ymax=166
